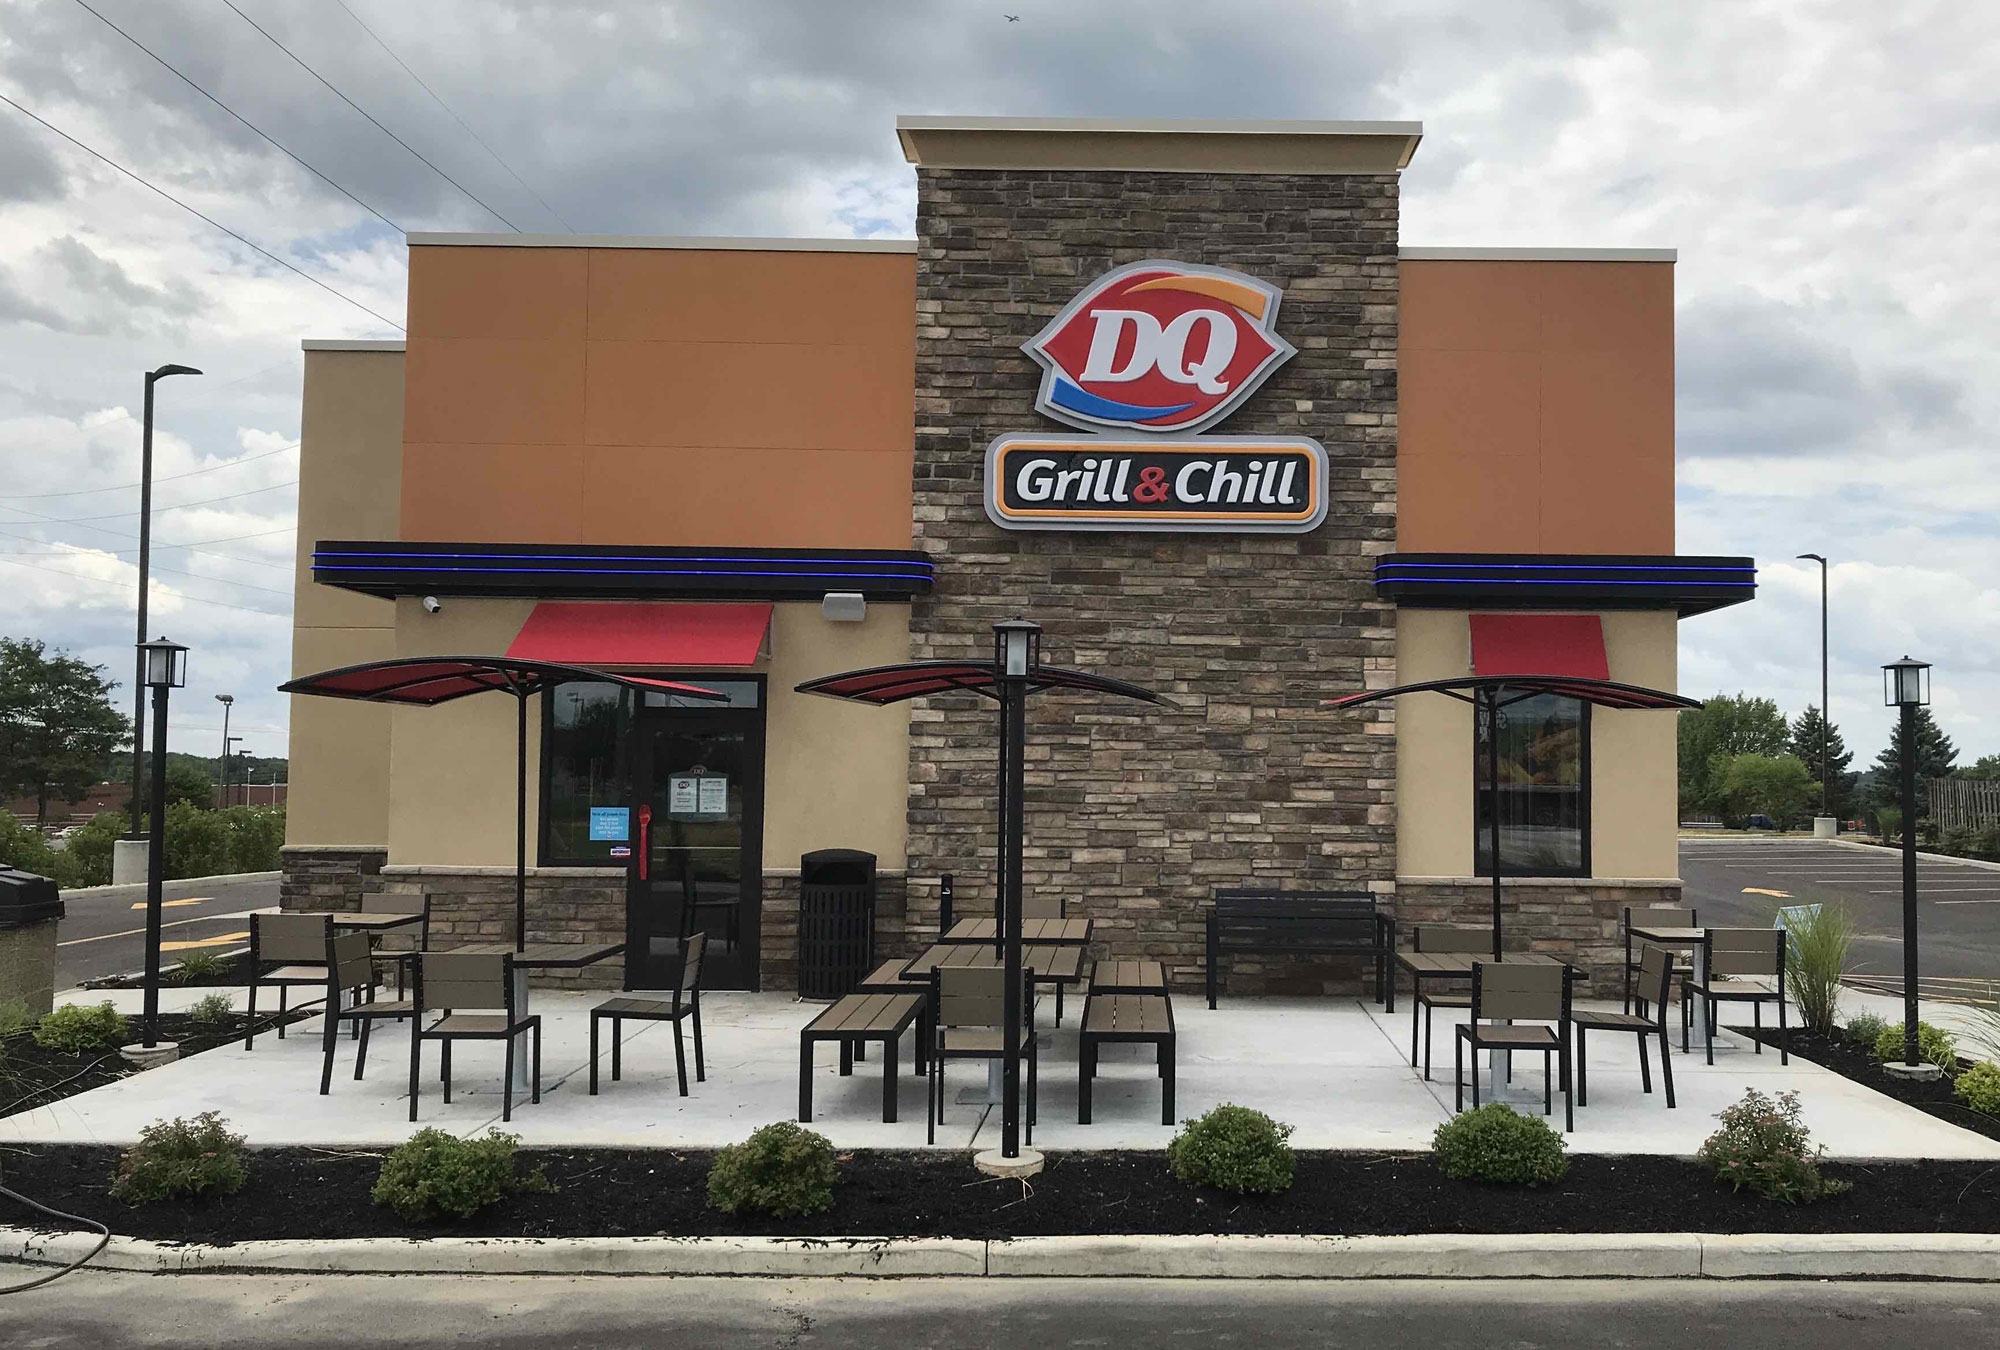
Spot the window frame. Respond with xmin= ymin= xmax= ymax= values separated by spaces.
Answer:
xmin=537 ymin=679 xmax=633 ymax=869
xmin=1472 ymin=694 xmax=1593 ymax=880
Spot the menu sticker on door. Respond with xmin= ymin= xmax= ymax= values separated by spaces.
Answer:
xmin=697 ymin=776 xmax=729 ymax=815
xmin=667 ymin=775 xmax=699 ymax=814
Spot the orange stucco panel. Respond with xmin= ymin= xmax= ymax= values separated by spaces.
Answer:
xmin=400 ymin=245 xmax=915 ymax=548
xmin=1398 ymin=259 xmax=1674 ymax=554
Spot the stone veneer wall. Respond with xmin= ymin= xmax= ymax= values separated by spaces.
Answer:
xmin=907 ymin=166 xmax=1402 ymax=994
xmin=1394 ymin=877 xmax=1684 ymax=995
xmin=759 ymin=870 xmax=910 ymax=994
xmin=279 ymin=845 xmax=387 ymax=913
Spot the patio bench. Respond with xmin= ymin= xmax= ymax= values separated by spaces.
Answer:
xmin=799 ymin=992 xmax=925 ymax=1123
xmin=1079 ymin=992 xmax=1175 ymax=1124
xmin=1205 ymin=889 xmax=1395 ymax=1011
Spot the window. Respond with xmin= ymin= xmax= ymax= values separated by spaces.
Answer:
xmin=1475 ymin=693 xmax=1589 ymax=878
xmin=643 ymin=680 xmax=762 ymax=709
xmin=541 ymin=681 xmax=625 ymax=866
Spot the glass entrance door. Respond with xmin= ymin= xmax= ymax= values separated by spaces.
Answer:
xmin=629 ymin=684 xmax=764 ymax=990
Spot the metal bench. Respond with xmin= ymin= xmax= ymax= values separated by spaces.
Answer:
xmin=1205 ymin=889 xmax=1395 ymax=1011
xmin=798 ymin=992 xmax=925 ymax=1123
xmin=1090 ymin=959 xmax=1167 ymax=995
xmin=1079 ymin=992 xmax=1175 ymax=1124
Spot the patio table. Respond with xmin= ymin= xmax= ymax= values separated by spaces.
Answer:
xmin=1627 ymin=924 xmax=1709 ymax=1051
xmin=330 ymin=911 xmax=424 ymax=934
xmin=1397 ymin=952 xmax=1575 ymax=1102
xmin=799 ymin=992 xmax=925 ymax=1123
xmin=900 ymin=943 xmax=1084 ymax=1104
xmin=940 ymin=916 xmax=1093 ymax=946
xmin=445 ymin=941 xmax=625 ymax=1087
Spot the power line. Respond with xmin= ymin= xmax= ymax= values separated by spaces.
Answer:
xmin=0 ymin=442 xmax=299 ymax=500
xmin=218 ymin=0 xmax=521 ymax=231
xmin=0 ymin=91 xmax=405 ymax=331
xmin=0 ymin=510 xmax=297 ymax=573
xmin=22 ymin=479 xmax=296 ymax=524
xmin=0 ymin=529 xmax=292 ymax=597
xmin=330 ymin=0 xmax=574 ymax=232
xmin=69 ymin=0 xmax=402 ymax=232
xmin=0 ymin=555 xmax=285 ymax=618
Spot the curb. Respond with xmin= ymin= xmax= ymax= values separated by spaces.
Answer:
xmin=1825 ymin=839 xmax=2000 ymax=874
xmin=5 ymin=1227 xmax=1999 ymax=1280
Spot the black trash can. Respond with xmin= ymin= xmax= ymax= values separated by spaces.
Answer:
xmin=0 ymin=866 xmax=65 ymax=1017
xmin=796 ymin=849 xmax=877 ymax=1001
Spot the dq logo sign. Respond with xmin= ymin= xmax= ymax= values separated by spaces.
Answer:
xmin=1023 ymin=260 xmax=1296 ymax=434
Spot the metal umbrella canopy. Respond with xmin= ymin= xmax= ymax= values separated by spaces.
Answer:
xmin=798 ymin=638 xmax=1161 ymax=1159
xmin=1323 ymin=675 xmax=1703 ymax=961
xmin=280 ymin=657 xmax=725 ymax=951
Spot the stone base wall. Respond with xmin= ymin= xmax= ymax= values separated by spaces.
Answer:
xmin=1394 ymin=876 xmax=1684 ymax=995
xmin=279 ymin=845 xmax=387 ymax=913
xmin=375 ymin=866 xmax=627 ymax=990
xmin=760 ymin=870 xmax=911 ymax=994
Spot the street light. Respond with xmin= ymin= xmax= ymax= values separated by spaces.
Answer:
xmin=138 ymin=635 xmax=187 ymax=1053
xmin=991 ymin=618 xmax=1040 ymax=1161
xmin=129 ymin=363 xmax=201 ymax=824
xmin=1796 ymin=553 xmax=1831 ymax=832
xmin=1883 ymin=655 xmax=1933 ymax=1077
xmin=215 ymin=694 xmax=234 ymax=808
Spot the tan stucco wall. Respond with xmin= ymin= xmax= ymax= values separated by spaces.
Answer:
xmin=285 ymin=349 xmax=402 ymax=847
xmin=382 ymin=598 xmax=911 ymax=872
xmin=1394 ymin=608 xmax=1680 ymax=880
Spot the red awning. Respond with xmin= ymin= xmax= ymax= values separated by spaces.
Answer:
xmin=506 ymin=602 xmax=772 ymax=669
xmin=279 ymin=657 xmax=724 ymax=706
xmin=796 ymin=660 xmax=1161 ymax=707
xmin=1469 ymin=613 xmax=1610 ymax=682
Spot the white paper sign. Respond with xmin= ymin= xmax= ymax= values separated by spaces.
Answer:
xmin=668 ymin=775 xmax=699 ymax=814
xmin=698 ymin=776 xmax=729 ymax=815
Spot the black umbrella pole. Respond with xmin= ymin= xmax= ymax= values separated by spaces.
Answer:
xmin=517 ymin=691 xmax=528 ymax=953
xmin=1001 ymin=679 xmax=1026 ymax=1158
xmin=1487 ymin=686 xmax=1504 ymax=962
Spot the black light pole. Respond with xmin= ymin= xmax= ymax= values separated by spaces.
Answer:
xmin=138 ymin=636 xmax=188 ymax=1049
xmin=215 ymin=693 xmax=234 ymax=808
xmin=993 ymin=618 xmax=1039 ymax=1160
xmin=1797 ymin=553 xmax=1829 ymax=823
xmin=129 ymin=364 xmax=201 ymax=821
xmin=1883 ymin=656 xmax=1931 ymax=1071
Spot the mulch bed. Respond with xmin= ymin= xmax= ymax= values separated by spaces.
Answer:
xmin=3 ymin=1146 xmax=1998 ymax=1244
xmin=1 ymin=1008 xmax=308 ymax=1120
xmin=1739 ymin=1023 xmax=2000 ymax=1145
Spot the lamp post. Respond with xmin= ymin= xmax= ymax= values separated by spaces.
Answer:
xmin=1797 ymin=553 xmax=1831 ymax=832
xmin=992 ymin=618 xmax=1039 ymax=1161
xmin=128 ymin=364 xmax=201 ymax=823
xmin=1882 ymin=656 xmax=1933 ymax=1076
xmin=137 ymin=636 xmax=187 ymax=1055
xmin=234 ymin=748 xmax=254 ymax=808
xmin=215 ymin=694 xmax=234 ymax=808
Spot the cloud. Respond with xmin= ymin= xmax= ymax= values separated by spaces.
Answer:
xmin=0 ymin=234 xmax=207 ymax=337
xmin=0 ymin=115 xmax=64 ymax=204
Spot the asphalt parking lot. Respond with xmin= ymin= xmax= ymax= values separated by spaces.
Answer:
xmin=1680 ymin=837 xmax=2000 ymax=994
xmin=54 ymin=874 xmax=277 ymax=990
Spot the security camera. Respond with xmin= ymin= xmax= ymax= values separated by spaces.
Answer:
xmin=421 ymin=595 xmax=442 ymax=614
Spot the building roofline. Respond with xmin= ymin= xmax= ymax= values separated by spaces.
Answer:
xmin=301 ymin=339 xmax=405 ymax=352
xmin=897 ymin=115 xmax=1422 ymax=175
xmin=1400 ymin=246 xmax=1677 ymax=263
xmin=406 ymin=233 xmax=916 ymax=253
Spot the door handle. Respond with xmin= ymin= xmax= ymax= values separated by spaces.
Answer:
xmin=637 ymin=803 xmax=652 ymax=882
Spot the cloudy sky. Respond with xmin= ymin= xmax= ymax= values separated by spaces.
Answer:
xmin=0 ymin=0 xmax=1994 ymax=772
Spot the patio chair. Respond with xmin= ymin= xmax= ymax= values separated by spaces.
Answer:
xmin=1622 ymin=905 xmax=1695 ymax=1013
xmin=363 ymin=891 xmax=431 ymax=996
xmin=1572 ymin=943 xmax=1677 ymax=1109
xmin=244 ymin=912 xmax=334 ymax=1050
xmin=676 ymin=853 xmax=741 ymax=951
xmin=1682 ymin=928 xmax=1788 ymax=1065
xmin=1454 ymin=960 xmax=1572 ymax=1132
xmin=407 ymin=951 xmax=541 ymax=1122
xmin=318 ymin=931 xmax=414 ymax=1094
xmin=1410 ymin=924 xmax=1488 ymax=1080
xmin=588 ymin=932 xmax=707 ymax=1096
xmin=927 ymin=966 xmax=1036 ymax=1146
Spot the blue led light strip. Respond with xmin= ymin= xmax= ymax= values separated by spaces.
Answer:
xmin=1377 ymin=561 xmax=1755 ymax=574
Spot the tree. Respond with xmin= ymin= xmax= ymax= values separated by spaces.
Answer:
xmin=0 ymin=637 xmax=131 ymax=826
xmin=1870 ymin=706 xmax=1958 ymax=819
xmin=1717 ymin=753 xmax=1817 ymax=830
xmin=1955 ymin=753 xmax=2000 ymax=781
xmin=1788 ymin=704 xmax=1858 ymax=820
xmin=1677 ymin=693 xmax=1790 ymax=818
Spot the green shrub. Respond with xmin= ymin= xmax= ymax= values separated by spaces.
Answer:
xmin=222 ymin=805 xmax=286 ymax=873
xmin=168 ymin=950 xmax=226 ymax=985
xmin=372 ymin=1129 xmax=548 ymax=1221
xmin=187 ymin=992 xmax=234 ymax=1027
xmin=1697 ymin=1088 xmax=1849 ymax=1204
xmin=1953 ymin=1062 xmax=2000 ymax=1117
xmin=108 ymin=1112 xmax=248 ymax=1205
xmin=33 ymin=1001 xmax=129 ymax=1052
xmin=706 ymin=1121 xmax=838 ymax=1217
xmin=1433 ymin=1103 xmax=1568 ymax=1184
xmin=1873 ymin=1020 xmax=1958 ymax=1074
xmin=1962 ymin=982 xmax=2000 ymax=1064
xmin=1844 ymin=1012 xmax=1888 ymax=1047
xmin=0 ymin=999 xmax=33 ymax=1039
xmin=0 ymin=812 xmax=61 ymax=878
xmin=1875 ymin=806 xmax=1902 ymax=842
xmin=1166 ymin=1103 xmax=1296 ymax=1194
xmin=1783 ymin=904 xmax=1853 ymax=1036
xmin=54 ymin=810 xmax=124 ymax=888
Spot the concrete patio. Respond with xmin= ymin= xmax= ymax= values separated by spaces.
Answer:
xmin=9 ymin=983 xmax=1996 ymax=1162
